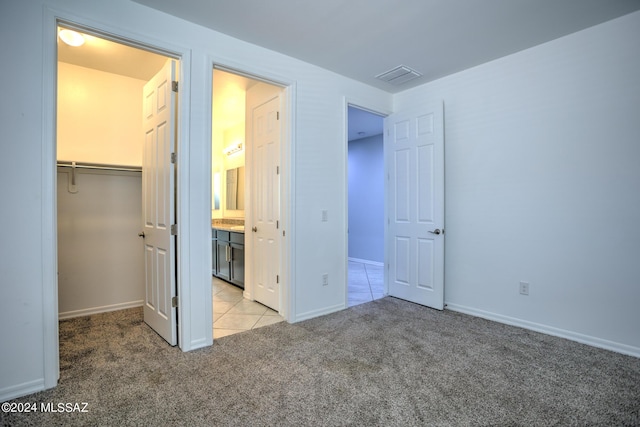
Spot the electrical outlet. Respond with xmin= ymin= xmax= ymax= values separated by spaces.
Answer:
xmin=322 ymin=273 xmax=329 ymax=286
xmin=519 ymin=281 xmax=529 ymax=296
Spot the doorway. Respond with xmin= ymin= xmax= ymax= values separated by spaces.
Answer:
xmin=211 ymin=67 xmax=287 ymax=336
xmin=55 ymin=24 xmax=179 ymax=344
xmin=346 ymin=105 xmax=386 ymax=307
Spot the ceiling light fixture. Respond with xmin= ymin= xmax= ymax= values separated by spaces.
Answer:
xmin=59 ymin=29 xmax=85 ymax=47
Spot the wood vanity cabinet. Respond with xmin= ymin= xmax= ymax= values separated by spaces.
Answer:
xmin=212 ymin=229 xmax=245 ymax=289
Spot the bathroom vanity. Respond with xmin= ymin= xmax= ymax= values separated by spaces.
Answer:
xmin=212 ymin=224 xmax=245 ymax=289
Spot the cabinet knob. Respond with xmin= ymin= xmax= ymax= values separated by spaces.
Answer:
xmin=252 ymin=226 xmax=258 ymax=232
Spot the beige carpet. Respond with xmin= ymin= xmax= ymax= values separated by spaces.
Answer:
xmin=2 ymin=297 xmax=639 ymax=426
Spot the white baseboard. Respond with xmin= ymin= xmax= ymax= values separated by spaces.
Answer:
xmin=293 ymin=303 xmax=345 ymax=323
xmin=1 ymin=378 xmax=45 ymax=403
xmin=189 ymin=337 xmax=212 ymax=350
xmin=58 ymin=300 xmax=144 ymax=320
xmin=348 ymin=257 xmax=384 ymax=267
xmin=445 ymin=302 xmax=640 ymax=358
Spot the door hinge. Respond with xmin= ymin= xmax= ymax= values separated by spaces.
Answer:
xmin=171 ymin=152 xmax=177 ymax=164
xmin=276 ymin=275 xmax=279 ymax=284
xmin=276 ymin=220 xmax=279 ymax=229
xmin=282 ymin=230 xmax=285 ymax=237
xmin=172 ymin=296 xmax=178 ymax=308
xmin=171 ymin=224 xmax=178 ymax=235
xmin=276 ymin=166 xmax=280 ymax=175
xmin=172 ymin=81 xmax=178 ymax=92
xmin=277 ymin=111 xmax=280 ymax=120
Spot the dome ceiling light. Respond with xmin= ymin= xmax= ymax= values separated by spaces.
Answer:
xmin=59 ymin=29 xmax=85 ymax=47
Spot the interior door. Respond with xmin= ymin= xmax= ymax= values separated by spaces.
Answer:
xmin=142 ymin=59 xmax=177 ymax=345
xmin=251 ymin=96 xmax=281 ymax=311
xmin=385 ymin=101 xmax=444 ymax=309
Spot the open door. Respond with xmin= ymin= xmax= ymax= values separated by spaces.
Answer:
xmin=142 ymin=59 xmax=178 ymax=345
xmin=250 ymin=95 xmax=281 ymax=311
xmin=385 ymin=101 xmax=444 ymax=310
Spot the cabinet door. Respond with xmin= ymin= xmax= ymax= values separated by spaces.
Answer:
xmin=216 ymin=241 xmax=230 ymax=281
xmin=230 ymin=243 xmax=245 ymax=288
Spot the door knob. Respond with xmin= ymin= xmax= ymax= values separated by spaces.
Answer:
xmin=252 ymin=226 xmax=258 ymax=232
xmin=429 ymin=229 xmax=441 ymax=235
xmin=138 ymin=231 xmax=145 ymax=238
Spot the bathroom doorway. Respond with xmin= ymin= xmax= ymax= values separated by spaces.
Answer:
xmin=211 ymin=68 xmax=288 ymax=336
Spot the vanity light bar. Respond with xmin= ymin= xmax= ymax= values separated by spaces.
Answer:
xmin=223 ymin=143 xmax=243 ymax=156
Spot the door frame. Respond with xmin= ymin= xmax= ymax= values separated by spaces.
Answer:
xmin=42 ymin=8 xmax=192 ymax=389
xmin=343 ymin=98 xmax=392 ymax=307
xmin=208 ymin=61 xmax=296 ymax=325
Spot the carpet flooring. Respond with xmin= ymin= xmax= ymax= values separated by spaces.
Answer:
xmin=2 ymin=297 xmax=639 ymax=426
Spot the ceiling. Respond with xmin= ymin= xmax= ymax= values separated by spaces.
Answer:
xmin=133 ymin=0 xmax=640 ymax=93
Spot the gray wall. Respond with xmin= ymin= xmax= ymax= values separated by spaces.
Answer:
xmin=348 ymin=134 xmax=384 ymax=263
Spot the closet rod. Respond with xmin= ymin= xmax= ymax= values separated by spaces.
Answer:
xmin=57 ymin=161 xmax=142 ymax=173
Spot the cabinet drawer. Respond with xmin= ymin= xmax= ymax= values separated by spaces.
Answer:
xmin=216 ymin=230 xmax=230 ymax=242
xmin=230 ymin=232 xmax=244 ymax=244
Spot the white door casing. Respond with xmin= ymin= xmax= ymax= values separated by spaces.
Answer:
xmin=142 ymin=59 xmax=177 ymax=345
xmin=385 ymin=101 xmax=444 ymax=309
xmin=251 ymin=96 xmax=281 ymax=311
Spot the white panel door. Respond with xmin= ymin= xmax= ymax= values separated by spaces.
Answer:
xmin=251 ymin=96 xmax=281 ymax=311
xmin=142 ymin=59 xmax=177 ymax=345
xmin=386 ymin=101 xmax=444 ymax=309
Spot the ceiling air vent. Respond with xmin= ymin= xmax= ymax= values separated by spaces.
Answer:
xmin=375 ymin=65 xmax=422 ymax=86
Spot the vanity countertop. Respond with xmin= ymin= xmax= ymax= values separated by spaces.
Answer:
xmin=211 ymin=222 xmax=245 ymax=233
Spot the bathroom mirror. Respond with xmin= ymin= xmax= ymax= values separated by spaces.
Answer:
xmin=226 ymin=166 xmax=245 ymax=211
xmin=213 ymin=172 xmax=221 ymax=210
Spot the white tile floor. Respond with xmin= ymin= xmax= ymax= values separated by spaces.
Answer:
xmin=212 ymin=277 xmax=284 ymax=339
xmin=213 ymin=261 xmax=381 ymax=337
xmin=347 ymin=260 xmax=385 ymax=307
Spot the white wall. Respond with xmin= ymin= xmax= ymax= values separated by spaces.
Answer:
xmin=395 ymin=11 xmax=640 ymax=355
xmin=57 ymin=62 xmax=146 ymax=166
xmin=57 ymin=170 xmax=144 ymax=318
xmin=0 ymin=0 xmax=391 ymax=401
